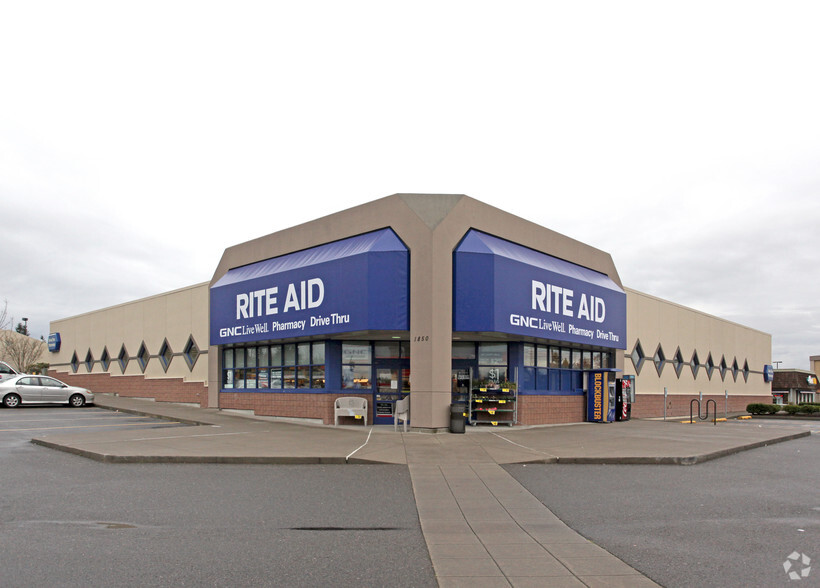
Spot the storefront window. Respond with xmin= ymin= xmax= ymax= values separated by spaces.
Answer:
xmin=523 ymin=344 xmax=536 ymax=367
xmin=283 ymin=366 xmax=296 ymax=389
xmin=561 ymin=348 xmax=571 ymax=368
xmin=342 ymin=365 xmax=371 ymax=389
xmin=342 ymin=342 xmax=372 ymax=389
xmin=375 ymin=341 xmax=400 ymax=359
xmin=271 ymin=368 xmax=282 ymax=388
xmin=342 ymin=342 xmax=371 ymax=365
xmin=478 ymin=343 xmax=508 ymax=387
xmin=222 ymin=348 xmax=235 ymax=388
xmin=297 ymin=343 xmax=311 ymax=366
xmin=478 ymin=343 xmax=507 ymax=366
xmin=310 ymin=343 xmax=326 ymax=388
xmin=312 ymin=366 xmax=326 ymax=388
xmin=452 ymin=342 xmax=476 ymax=360
xmin=537 ymin=345 xmax=548 ymax=368
xmin=312 ymin=343 xmax=325 ymax=366
xmin=284 ymin=344 xmax=296 ymax=367
xmin=297 ymin=366 xmax=309 ymax=388
xmin=221 ymin=342 xmax=327 ymax=391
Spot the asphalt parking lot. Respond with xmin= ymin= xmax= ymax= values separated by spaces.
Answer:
xmin=507 ymin=423 xmax=820 ymax=588
xmin=0 ymin=405 xmax=184 ymax=446
xmin=0 ymin=406 xmax=435 ymax=588
xmin=3 ymin=403 xmax=818 ymax=587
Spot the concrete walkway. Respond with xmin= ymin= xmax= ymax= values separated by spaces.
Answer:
xmin=31 ymin=394 xmax=813 ymax=587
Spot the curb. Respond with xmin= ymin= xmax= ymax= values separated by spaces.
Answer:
xmin=552 ymin=430 xmax=812 ymax=465
xmin=94 ymin=403 xmax=212 ymax=427
xmin=30 ymin=438 xmax=351 ymax=465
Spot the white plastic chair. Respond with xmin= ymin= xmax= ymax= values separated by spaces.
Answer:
xmin=334 ymin=397 xmax=368 ymax=426
xmin=394 ymin=396 xmax=410 ymax=432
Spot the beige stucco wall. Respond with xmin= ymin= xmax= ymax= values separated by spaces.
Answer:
xmin=209 ymin=193 xmax=624 ymax=429
xmin=624 ymin=287 xmax=772 ymax=397
xmin=49 ymin=282 xmax=209 ymax=384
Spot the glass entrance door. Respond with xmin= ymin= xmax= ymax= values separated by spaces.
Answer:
xmin=373 ymin=360 xmax=409 ymax=425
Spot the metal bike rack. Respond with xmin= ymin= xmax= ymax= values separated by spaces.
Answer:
xmin=689 ymin=398 xmax=717 ymax=425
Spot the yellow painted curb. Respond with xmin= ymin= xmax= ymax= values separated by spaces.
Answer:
xmin=738 ymin=415 xmax=752 ymax=420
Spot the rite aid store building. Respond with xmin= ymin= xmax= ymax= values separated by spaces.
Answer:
xmin=48 ymin=194 xmax=773 ymax=431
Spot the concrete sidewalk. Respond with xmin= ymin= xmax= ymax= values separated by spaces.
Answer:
xmin=30 ymin=394 xmax=813 ymax=587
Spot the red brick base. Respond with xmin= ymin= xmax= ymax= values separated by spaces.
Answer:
xmin=630 ymin=394 xmax=765 ymax=419
xmin=220 ymin=392 xmax=371 ymax=426
xmin=49 ymin=371 xmax=208 ymax=407
xmin=517 ymin=395 xmax=586 ymax=425
xmin=43 ymin=372 xmax=768 ymax=425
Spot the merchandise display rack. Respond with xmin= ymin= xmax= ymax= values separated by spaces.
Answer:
xmin=468 ymin=382 xmax=517 ymax=427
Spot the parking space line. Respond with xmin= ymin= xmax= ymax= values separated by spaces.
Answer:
xmin=0 ymin=421 xmax=181 ymax=432
xmin=0 ymin=415 xmax=158 ymax=424
xmin=128 ymin=430 xmax=253 ymax=441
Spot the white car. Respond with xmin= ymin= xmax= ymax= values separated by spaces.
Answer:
xmin=0 ymin=375 xmax=94 ymax=408
xmin=0 ymin=360 xmax=19 ymax=384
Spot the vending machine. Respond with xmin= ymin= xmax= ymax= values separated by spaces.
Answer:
xmin=587 ymin=370 xmax=616 ymax=423
xmin=615 ymin=375 xmax=634 ymax=421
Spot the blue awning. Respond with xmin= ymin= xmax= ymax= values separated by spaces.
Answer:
xmin=210 ymin=229 xmax=409 ymax=345
xmin=453 ymin=230 xmax=627 ymax=349
xmin=212 ymin=229 xmax=407 ymax=288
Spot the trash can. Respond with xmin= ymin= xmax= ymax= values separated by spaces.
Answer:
xmin=450 ymin=403 xmax=466 ymax=434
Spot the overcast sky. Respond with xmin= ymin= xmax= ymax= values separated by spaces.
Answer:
xmin=2 ymin=1 xmax=818 ymax=370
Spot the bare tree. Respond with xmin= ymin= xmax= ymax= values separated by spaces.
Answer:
xmin=0 ymin=301 xmax=46 ymax=372
xmin=1 ymin=331 xmax=46 ymax=373
xmin=0 ymin=299 xmax=9 ymax=331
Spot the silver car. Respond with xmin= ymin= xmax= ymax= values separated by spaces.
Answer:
xmin=0 ymin=360 xmax=19 ymax=384
xmin=0 ymin=375 xmax=94 ymax=408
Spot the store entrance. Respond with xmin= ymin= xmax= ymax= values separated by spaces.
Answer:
xmin=373 ymin=359 xmax=410 ymax=425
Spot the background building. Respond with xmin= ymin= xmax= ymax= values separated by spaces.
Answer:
xmin=771 ymin=369 xmax=818 ymax=405
xmin=47 ymin=194 xmax=773 ymax=430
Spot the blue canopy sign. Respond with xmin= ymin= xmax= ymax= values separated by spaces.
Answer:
xmin=453 ymin=230 xmax=627 ymax=349
xmin=210 ymin=229 xmax=409 ymax=346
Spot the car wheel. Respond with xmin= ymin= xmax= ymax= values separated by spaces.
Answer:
xmin=68 ymin=394 xmax=86 ymax=407
xmin=3 ymin=393 xmax=22 ymax=408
